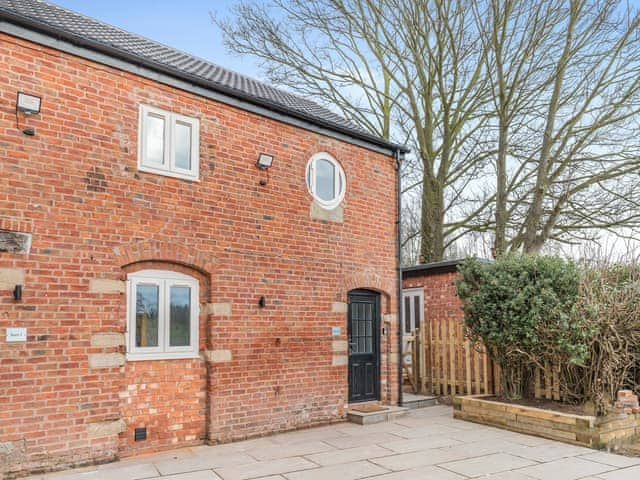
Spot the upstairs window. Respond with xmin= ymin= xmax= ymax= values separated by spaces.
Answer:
xmin=138 ymin=105 xmax=199 ymax=180
xmin=306 ymin=152 xmax=346 ymax=209
xmin=126 ymin=270 xmax=199 ymax=360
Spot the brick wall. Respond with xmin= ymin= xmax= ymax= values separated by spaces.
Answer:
xmin=0 ymin=33 xmax=399 ymax=477
xmin=403 ymin=270 xmax=463 ymax=331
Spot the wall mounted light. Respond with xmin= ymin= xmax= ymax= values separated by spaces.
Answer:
xmin=16 ymin=92 xmax=42 ymax=136
xmin=13 ymin=285 xmax=22 ymax=301
xmin=17 ymin=92 xmax=41 ymax=115
xmin=258 ymin=296 xmax=266 ymax=308
xmin=256 ymin=154 xmax=274 ymax=186
xmin=256 ymin=153 xmax=274 ymax=169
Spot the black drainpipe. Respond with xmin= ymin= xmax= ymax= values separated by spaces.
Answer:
xmin=395 ymin=148 xmax=404 ymax=407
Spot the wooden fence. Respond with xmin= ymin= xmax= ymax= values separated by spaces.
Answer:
xmin=406 ymin=317 xmax=561 ymax=400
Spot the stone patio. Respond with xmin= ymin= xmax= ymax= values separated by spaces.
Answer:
xmin=24 ymin=406 xmax=640 ymax=480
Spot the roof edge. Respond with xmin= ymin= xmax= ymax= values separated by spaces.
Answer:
xmin=402 ymin=258 xmax=493 ymax=277
xmin=402 ymin=259 xmax=465 ymax=276
xmin=0 ymin=9 xmax=410 ymax=156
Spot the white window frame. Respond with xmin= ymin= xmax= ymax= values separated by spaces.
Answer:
xmin=402 ymin=287 xmax=424 ymax=336
xmin=138 ymin=105 xmax=200 ymax=181
xmin=306 ymin=152 xmax=346 ymax=210
xmin=126 ymin=269 xmax=199 ymax=361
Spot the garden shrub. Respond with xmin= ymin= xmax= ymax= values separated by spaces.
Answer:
xmin=565 ymin=264 xmax=640 ymax=414
xmin=457 ymin=255 xmax=585 ymax=399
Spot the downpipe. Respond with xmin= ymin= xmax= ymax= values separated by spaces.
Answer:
xmin=395 ymin=148 xmax=404 ymax=407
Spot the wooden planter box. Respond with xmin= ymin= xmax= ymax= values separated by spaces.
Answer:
xmin=453 ymin=395 xmax=640 ymax=449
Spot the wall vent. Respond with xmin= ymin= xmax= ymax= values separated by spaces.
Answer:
xmin=134 ymin=427 xmax=147 ymax=442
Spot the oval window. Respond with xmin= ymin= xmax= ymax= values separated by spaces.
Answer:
xmin=306 ymin=153 xmax=346 ymax=209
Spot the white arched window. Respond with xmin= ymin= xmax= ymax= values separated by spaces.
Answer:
xmin=306 ymin=152 xmax=346 ymax=210
xmin=126 ymin=270 xmax=199 ymax=360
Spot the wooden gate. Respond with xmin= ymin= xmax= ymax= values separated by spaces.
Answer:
xmin=409 ymin=317 xmax=500 ymax=396
xmin=409 ymin=319 xmax=563 ymax=400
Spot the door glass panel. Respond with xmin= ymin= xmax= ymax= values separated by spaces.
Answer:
xmin=174 ymin=121 xmax=192 ymax=170
xmin=404 ymin=296 xmax=411 ymax=333
xmin=144 ymin=113 xmax=165 ymax=165
xmin=136 ymin=284 xmax=159 ymax=347
xmin=169 ymin=286 xmax=191 ymax=347
xmin=351 ymin=301 xmax=374 ymax=355
xmin=315 ymin=158 xmax=335 ymax=201
xmin=414 ymin=295 xmax=421 ymax=329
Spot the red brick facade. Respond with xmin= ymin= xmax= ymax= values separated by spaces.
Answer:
xmin=403 ymin=270 xmax=463 ymax=329
xmin=0 ymin=33 xmax=399 ymax=477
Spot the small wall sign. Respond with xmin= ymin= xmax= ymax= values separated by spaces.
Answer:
xmin=6 ymin=327 xmax=27 ymax=342
xmin=331 ymin=326 xmax=341 ymax=337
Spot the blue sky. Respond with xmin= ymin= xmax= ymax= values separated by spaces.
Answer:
xmin=52 ymin=0 xmax=262 ymax=79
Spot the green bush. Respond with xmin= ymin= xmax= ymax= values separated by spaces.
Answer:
xmin=457 ymin=255 xmax=586 ymax=398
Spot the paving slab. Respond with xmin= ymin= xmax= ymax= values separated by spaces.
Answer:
xmin=23 ymin=462 xmax=160 ymax=480
xmin=382 ymin=436 xmax=463 ymax=454
xmin=323 ymin=432 xmax=402 ymax=449
xmin=369 ymin=448 xmax=467 ymax=471
xmin=439 ymin=452 xmax=537 ymax=477
xmin=365 ymin=466 xmax=465 ymax=479
xmin=249 ymin=440 xmax=335 ymax=461
xmin=513 ymin=456 xmax=616 ymax=480
xmin=304 ymin=444 xmax=393 ymax=466
xmin=283 ymin=460 xmax=388 ymax=480
xmin=391 ymin=424 xmax=464 ymax=439
xmin=507 ymin=443 xmax=593 ymax=462
xmin=148 ymin=471 xmax=221 ymax=480
xmin=215 ymin=457 xmax=317 ymax=480
xmin=578 ymin=451 xmax=640 ymax=468
xmin=154 ymin=452 xmax=255 ymax=476
xmin=435 ymin=439 xmax=525 ymax=459
xmin=598 ymin=464 xmax=640 ymax=479
xmin=473 ymin=472 xmax=538 ymax=479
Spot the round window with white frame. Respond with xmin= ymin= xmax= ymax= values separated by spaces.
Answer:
xmin=306 ymin=152 xmax=346 ymax=210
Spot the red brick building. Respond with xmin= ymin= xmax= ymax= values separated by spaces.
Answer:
xmin=402 ymin=260 xmax=463 ymax=340
xmin=0 ymin=1 xmax=407 ymax=476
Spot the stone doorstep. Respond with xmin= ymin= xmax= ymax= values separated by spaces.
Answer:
xmin=401 ymin=393 xmax=438 ymax=410
xmin=346 ymin=405 xmax=408 ymax=425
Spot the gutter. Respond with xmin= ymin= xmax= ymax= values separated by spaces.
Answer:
xmin=395 ymin=148 xmax=404 ymax=407
xmin=0 ymin=9 xmax=409 ymax=157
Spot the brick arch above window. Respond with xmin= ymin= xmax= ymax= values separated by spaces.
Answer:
xmin=113 ymin=239 xmax=215 ymax=277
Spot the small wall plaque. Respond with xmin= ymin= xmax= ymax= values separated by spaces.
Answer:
xmin=331 ymin=326 xmax=341 ymax=337
xmin=6 ymin=327 xmax=27 ymax=342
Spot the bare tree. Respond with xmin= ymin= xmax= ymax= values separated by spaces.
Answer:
xmin=476 ymin=0 xmax=640 ymax=255
xmin=215 ymin=0 xmax=492 ymax=262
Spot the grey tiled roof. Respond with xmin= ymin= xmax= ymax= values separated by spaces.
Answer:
xmin=0 ymin=0 xmax=402 ymax=151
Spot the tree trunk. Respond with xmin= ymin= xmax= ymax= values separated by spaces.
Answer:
xmin=420 ymin=171 xmax=445 ymax=262
xmin=494 ymin=121 xmax=508 ymax=257
xmin=522 ymin=2 xmax=577 ymax=252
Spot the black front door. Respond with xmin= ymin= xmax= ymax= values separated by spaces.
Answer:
xmin=348 ymin=290 xmax=380 ymax=403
